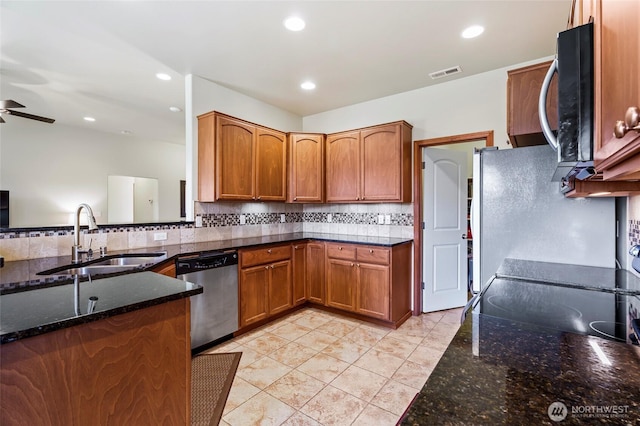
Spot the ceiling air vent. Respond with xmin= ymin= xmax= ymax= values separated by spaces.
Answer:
xmin=429 ymin=66 xmax=462 ymax=80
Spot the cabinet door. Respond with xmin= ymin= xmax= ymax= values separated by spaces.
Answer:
xmin=326 ymin=131 xmax=360 ymax=202
xmin=239 ymin=265 xmax=269 ymax=327
xmin=326 ymin=258 xmax=356 ymax=311
xmin=306 ymin=242 xmax=326 ymax=304
xmin=216 ymin=115 xmax=255 ymax=200
xmin=506 ymin=61 xmax=559 ymax=147
xmin=256 ymin=126 xmax=287 ymax=201
xmin=361 ymin=124 xmax=403 ymax=201
xmin=356 ymin=263 xmax=390 ymax=320
xmin=268 ymin=260 xmax=292 ymax=315
xmin=197 ymin=113 xmax=216 ymax=201
xmin=592 ymin=0 xmax=640 ymax=180
xmin=289 ymin=133 xmax=325 ymax=202
xmin=292 ymin=244 xmax=307 ymax=305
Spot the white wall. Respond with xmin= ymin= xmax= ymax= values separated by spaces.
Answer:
xmin=0 ymin=120 xmax=185 ymax=227
xmin=303 ymin=57 xmax=554 ymax=146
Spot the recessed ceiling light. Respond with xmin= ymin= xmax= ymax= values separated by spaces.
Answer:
xmin=301 ymin=81 xmax=316 ymax=90
xmin=169 ymin=106 xmax=182 ymax=112
xmin=121 ymin=130 xmax=133 ymax=135
xmin=83 ymin=116 xmax=96 ymax=122
xmin=156 ymin=73 xmax=172 ymax=81
xmin=284 ymin=16 xmax=305 ymax=31
xmin=462 ymin=25 xmax=484 ymax=39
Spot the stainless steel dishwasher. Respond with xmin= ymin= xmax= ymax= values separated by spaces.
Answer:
xmin=176 ymin=250 xmax=238 ymax=353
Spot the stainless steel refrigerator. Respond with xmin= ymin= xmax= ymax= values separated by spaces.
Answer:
xmin=471 ymin=145 xmax=616 ymax=292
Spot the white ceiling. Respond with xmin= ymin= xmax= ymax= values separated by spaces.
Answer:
xmin=1 ymin=0 xmax=571 ymax=146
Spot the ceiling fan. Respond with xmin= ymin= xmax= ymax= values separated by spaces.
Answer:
xmin=0 ymin=100 xmax=55 ymax=124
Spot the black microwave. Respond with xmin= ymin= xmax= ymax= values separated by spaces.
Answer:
xmin=539 ymin=22 xmax=594 ymax=181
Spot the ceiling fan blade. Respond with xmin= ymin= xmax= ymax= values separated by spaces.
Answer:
xmin=5 ymin=109 xmax=55 ymax=123
xmin=0 ymin=100 xmax=25 ymax=109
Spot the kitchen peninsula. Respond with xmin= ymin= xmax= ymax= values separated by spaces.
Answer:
xmin=0 ymin=272 xmax=201 ymax=425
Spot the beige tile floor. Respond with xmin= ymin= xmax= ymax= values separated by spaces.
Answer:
xmin=206 ymin=306 xmax=463 ymax=426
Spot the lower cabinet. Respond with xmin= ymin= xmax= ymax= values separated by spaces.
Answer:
xmin=306 ymin=242 xmax=326 ymax=304
xmin=239 ymin=244 xmax=292 ymax=328
xmin=325 ymin=242 xmax=406 ymax=322
xmin=292 ymin=244 xmax=307 ymax=306
xmin=237 ymin=240 xmax=411 ymax=331
xmin=326 ymin=258 xmax=358 ymax=311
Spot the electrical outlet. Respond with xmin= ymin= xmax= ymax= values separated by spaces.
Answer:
xmin=378 ymin=214 xmax=384 ymax=224
xmin=195 ymin=216 xmax=203 ymax=227
xmin=384 ymin=215 xmax=391 ymax=225
xmin=280 ymin=214 xmax=286 ymax=223
xmin=327 ymin=213 xmax=332 ymax=223
xmin=153 ymin=232 xmax=167 ymax=241
xmin=239 ymin=214 xmax=246 ymax=225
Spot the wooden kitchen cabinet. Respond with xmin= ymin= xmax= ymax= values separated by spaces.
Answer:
xmin=325 ymin=242 xmax=409 ymax=323
xmin=292 ymin=243 xmax=307 ymax=305
xmin=150 ymin=260 xmax=176 ymax=277
xmin=306 ymin=242 xmax=326 ymax=305
xmin=326 ymin=121 xmax=412 ymax=203
xmin=238 ymin=244 xmax=292 ymax=327
xmin=586 ymin=0 xmax=640 ymax=180
xmin=197 ymin=111 xmax=287 ymax=201
xmin=288 ymin=133 xmax=325 ymax=203
xmin=507 ymin=61 xmax=558 ymax=147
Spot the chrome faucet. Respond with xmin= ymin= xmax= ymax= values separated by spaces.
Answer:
xmin=71 ymin=203 xmax=98 ymax=263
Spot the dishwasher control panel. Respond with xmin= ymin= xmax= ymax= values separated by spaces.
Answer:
xmin=175 ymin=251 xmax=238 ymax=274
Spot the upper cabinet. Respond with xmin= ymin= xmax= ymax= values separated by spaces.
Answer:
xmin=326 ymin=121 xmax=412 ymax=203
xmin=198 ymin=112 xmax=287 ymax=202
xmin=507 ymin=61 xmax=559 ymax=148
xmin=574 ymin=0 xmax=640 ymax=181
xmin=288 ymin=133 xmax=325 ymax=203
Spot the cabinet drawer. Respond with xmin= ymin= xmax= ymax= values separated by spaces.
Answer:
xmin=240 ymin=245 xmax=291 ymax=268
xmin=356 ymin=247 xmax=390 ymax=265
xmin=326 ymin=244 xmax=356 ymax=260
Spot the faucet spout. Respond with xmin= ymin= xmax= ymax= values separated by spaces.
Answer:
xmin=72 ymin=203 xmax=98 ymax=263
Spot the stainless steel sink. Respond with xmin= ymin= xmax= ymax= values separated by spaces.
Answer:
xmin=37 ymin=252 xmax=168 ymax=276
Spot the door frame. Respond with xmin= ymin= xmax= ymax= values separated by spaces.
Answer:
xmin=412 ymin=130 xmax=494 ymax=315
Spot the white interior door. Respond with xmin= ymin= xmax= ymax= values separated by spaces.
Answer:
xmin=422 ymin=148 xmax=468 ymax=312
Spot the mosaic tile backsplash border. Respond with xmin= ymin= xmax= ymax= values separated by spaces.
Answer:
xmin=629 ymin=219 xmax=640 ymax=247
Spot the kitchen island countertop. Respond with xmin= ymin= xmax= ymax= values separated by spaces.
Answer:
xmin=401 ymin=312 xmax=640 ymax=424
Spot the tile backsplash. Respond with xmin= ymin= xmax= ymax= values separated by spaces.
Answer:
xmin=0 ymin=202 xmax=414 ymax=261
xmin=629 ymin=195 xmax=640 ymax=249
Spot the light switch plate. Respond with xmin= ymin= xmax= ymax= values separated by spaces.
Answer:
xmin=280 ymin=214 xmax=286 ymax=223
xmin=195 ymin=216 xmax=203 ymax=227
xmin=378 ymin=214 xmax=384 ymax=224
xmin=384 ymin=215 xmax=391 ymax=225
xmin=239 ymin=214 xmax=246 ymax=225
xmin=153 ymin=232 xmax=167 ymax=241
xmin=327 ymin=213 xmax=332 ymax=223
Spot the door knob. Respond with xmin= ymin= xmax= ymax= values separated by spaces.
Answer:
xmin=461 ymin=233 xmax=468 ymax=240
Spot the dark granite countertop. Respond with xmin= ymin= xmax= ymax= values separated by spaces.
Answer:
xmin=0 ymin=232 xmax=413 ymax=292
xmin=0 ymin=271 xmax=202 ymax=344
xmin=401 ymin=312 xmax=640 ymax=425
xmin=401 ymin=258 xmax=640 ymax=425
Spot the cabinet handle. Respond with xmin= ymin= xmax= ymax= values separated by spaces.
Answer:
xmin=265 ymin=266 xmax=269 ymax=269
xmin=294 ymin=245 xmax=298 ymax=249
xmin=294 ymin=197 xmax=297 ymax=201
xmin=356 ymin=197 xmax=360 ymax=201
xmin=271 ymin=265 xmax=275 ymax=269
xmin=357 ymin=263 xmax=360 ymax=267
xmin=257 ymin=196 xmax=261 ymax=200
xmin=369 ymin=249 xmax=373 ymax=253
xmin=338 ymin=247 xmax=343 ymax=250
xmin=614 ymin=107 xmax=640 ymax=138
xmin=350 ymin=263 xmax=354 ymax=267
